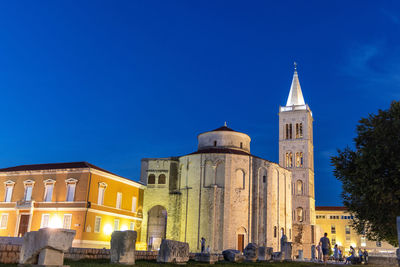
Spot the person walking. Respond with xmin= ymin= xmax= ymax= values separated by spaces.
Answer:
xmin=319 ymin=233 xmax=331 ymax=265
xmin=316 ymin=242 xmax=323 ymax=262
xmin=363 ymin=249 xmax=368 ymax=264
xmin=358 ymin=248 xmax=363 ymax=263
xmin=200 ymin=237 xmax=206 ymax=253
xmin=333 ymin=244 xmax=339 ymax=262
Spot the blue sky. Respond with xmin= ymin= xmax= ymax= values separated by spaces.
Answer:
xmin=0 ymin=1 xmax=399 ymax=206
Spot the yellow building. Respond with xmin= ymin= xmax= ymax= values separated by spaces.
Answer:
xmin=315 ymin=206 xmax=396 ymax=256
xmin=0 ymin=162 xmax=144 ymax=248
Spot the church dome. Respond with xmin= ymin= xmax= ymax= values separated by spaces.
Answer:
xmin=197 ymin=124 xmax=251 ymax=153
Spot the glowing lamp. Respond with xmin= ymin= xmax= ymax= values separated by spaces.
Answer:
xmin=121 ymin=225 xmax=128 ymax=231
xmin=103 ymin=224 xmax=113 ymax=235
xmin=49 ymin=215 xmax=63 ymax=228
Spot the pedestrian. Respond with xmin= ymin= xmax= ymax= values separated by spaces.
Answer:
xmin=316 ymin=242 xmax=323 ymax=262
xmin=345 ymin=246 xmax=355 ymax=264
xmin=339 ymin=248 xmax=342 ymax=261
xmin=333 ymin=244 xmax=339 ymax=262
xmin=206 ymin=245 xmax=210 ymax=254
xmin=358 ymin=248 xmax=363 ymax=263
xmin=200 ymin=237 xmax=206 ymax=253
xmin=363 ymin=249 xmax=368 ymax=264
xmin=319 ymin=233 xmax=331 ymax=265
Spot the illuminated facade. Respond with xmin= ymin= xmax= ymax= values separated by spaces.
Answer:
xmin=279 ymin=66 xmax=316 ymax=257
xmin=141 ymin=125 xmax=292 ymax=253
xmin=0 ymin=162 xmax=144 ymax=248
xmin=315 ymin=207 xmax=396 ymax=255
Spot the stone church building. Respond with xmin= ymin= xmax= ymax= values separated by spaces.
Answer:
xmin=140 ymin=67 xmax=315 ymax=255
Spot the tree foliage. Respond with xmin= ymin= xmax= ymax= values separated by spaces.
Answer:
xmin=331 ymin=101 xmax=400 ymax=246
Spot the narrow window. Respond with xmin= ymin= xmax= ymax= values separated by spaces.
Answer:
xmin=331 ymin=225 xmax=336 ymax=234
xmin=41 ymin=214 xmax=50 ymax=228
xmin=148 ymin=174 xmax=156 ymax=184
xmin=285 ymin=124 xmax=289 ymax=139
xmin=44 ymin=184 xmax=54 ymax=202
xmin=66 ymin=183 xmax=76 ymax=202
xmin=289 ymin=228 xmax=292 ymax=239
xmin=94 ymin=216 xmax=101 ymax=233
xmin=158 ymin=174 xmax=166 ymax=184
xmin=300 ymin=152 xmax=303 ymax=167
xmin=24 ymin=185 xmax=33 ymax=201
xmin=4 ymin=185 xmax=13 ymax=202
xmin=296 ymin=207 xmax=303 ymax=222
xmin=274 ymin=226 xmax=277 ymax=238
xmin=289 ymin=124 xmax=292 ymax=139
xmin=296 ymin=180 xmax=303 ymax=195
xmin=97 ymin=183 xmax=107 ymax=205
xmin=114 ymin=219 xmax=120 ymax=231
xmin=116 ymin=192 xmax=122 ymax=209
xmin=296 ymin=152 xmax=300 ymax=167
xmin=299 ymin=123 xmax=303 ymax=138
xmin=289 ymin=152 xmax=293 ymax=167
xmin=296 ymin=123 xmax=299 ymax=138
xmin=214 ymin=140 xmax=217 ymax=147
xmin=262 ymin=175 xmax=266 ymax=183
xmin=345 ymin=225 xmax=351 ymax=235
xmin=130 ymin=221 xmax=134 ymax=230
xmin=0 ymin=214 xmax=8 ymax=229
xmin=63 ymin=214 xmax=72 ymax=229
xmin=240 ymin=142 xmax=243 ymax=149
xmin=132 ymin=196 xmax=137 ymax=212
xmin=332 ymin=237 xmax=336 ymax=245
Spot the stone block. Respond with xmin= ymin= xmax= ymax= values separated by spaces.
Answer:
xmin=194 ymin=253 xmax=219 ymax=264
xmin=157 ymin=239 xmax=189 ymax=264
xmin=272 ymin=252 xmax=282 ymax=261
xmin=19 ymin=228 xmax=76 ymax=265
xmin=298 ymin=249 xmax=304 ymax=261
xmin=244 ymin=243 xmax=258 ymax=262
xmin=38 ymin=248 xmax=64 ymax=266
xmin=222 ymin=249 xmax=245 ymax=262
xmin=258 ymin=246 xmax=273 ymax=261
xmin=110 ymin=230 xmax=137 ymax=265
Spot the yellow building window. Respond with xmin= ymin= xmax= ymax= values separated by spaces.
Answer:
xmin=0 ymin=214 xmax=8 ymax=229
xmin=63 ymin=214 xmax=72 ymax=229
xmin=114 ymin=219 xmax=120 ymax=231
xmin=23 ymin=180 xmax=35 ymax=201
xmin=4 ymin=181 xmax=15 ymax=202
xmin=43 ymin=179 xmax=55 ymax=202
xmin=132 ymin=197 xmax=137 ymax=212
xmin=130 ymin=221 xmax=134 ymax=230
xmin=97 ymin=182 xmax=107 ymax=205
xmin=65 ymin=178 xmax=78 ymax=202
xmin=41 ymin=214 xmax=50 ymax=228
xmin=94 ymin=216 xmax=101 ymax=233
xmin=116 ymin=192 xmax=122 ymax=209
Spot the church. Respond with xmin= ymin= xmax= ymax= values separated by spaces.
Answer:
xmin=140 ymin=66 xmax=315 ymax=255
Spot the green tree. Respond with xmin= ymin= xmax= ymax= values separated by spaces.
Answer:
xmin=331 ymin=101 xmax=400 ymax=246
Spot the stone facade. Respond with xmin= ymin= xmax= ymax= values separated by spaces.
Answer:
xmin=141 ymin=125 xmax=292 ymax=253
xmin=279 ymin=69 xmax=316 ymax=257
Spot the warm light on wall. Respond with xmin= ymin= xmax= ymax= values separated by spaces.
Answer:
xmin=121 ymin=225 xmax=128 ymax=231
xmin=336 ymin=241 xmax=342 ymax=246
xmin=103 ymin=224 xmax=113 ymax=235
xmin=49 ymin=215 xmax=63 ymax=228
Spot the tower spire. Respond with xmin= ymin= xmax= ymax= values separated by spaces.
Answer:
xmin=285 ymin=62 xmax=305 ymax=106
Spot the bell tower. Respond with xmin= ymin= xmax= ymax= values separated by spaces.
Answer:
xmin=279 ymin=63 xmax=315 ymax=255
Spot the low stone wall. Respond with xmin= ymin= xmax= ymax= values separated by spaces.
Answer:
xmin=368 ymin=255 xmax=398 ymax=266
xmin=0 ymin=245 xmax=197 ymax=264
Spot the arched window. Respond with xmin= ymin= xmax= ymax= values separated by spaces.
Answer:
xmin=274 ymin=226 xmax=277 ymax=238
xmin=296 ymin=207 xmax=304 ymax=222
xmin=296 ymin=123 xmax=303 ymax=138
xmin=213 ymin=140 xmax=217 ymax=147
xmin=296 ymin=180 xmax=303 ymax=195
xmin=158 ymin=174 xmax=166 ymax=184
xmin=240 ymin=142 xmax=243 ymax=149
xmin=300 ymin=152 xmax=303 ymax=167
xmin=286 ymin=152 xmax=293 ymax=168
xmin=236 ymin=169 xmax=245 ymax=189
xmin=148 ymin=174 xmax=155 ymax=184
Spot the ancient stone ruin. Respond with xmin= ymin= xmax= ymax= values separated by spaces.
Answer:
xmin=157 ymin=239 xmax=189 ymax=264
xmin=258 ymin=246 xmax=273 ymax=261
xmin=222 ymin=249 xmax=245 ymax=262
xmin=244 ymin=243 xmax=258 ymax=262
xmin=110 ymin=230 xmax=137 ymax=264
xmin=194 ymin=253 xmax=219 ymax=264
xmin=19 ymin=228 xmax=76 ymax=266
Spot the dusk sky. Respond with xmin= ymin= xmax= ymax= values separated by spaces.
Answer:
xmin=0 ymin=1 xmax=399 ymax=206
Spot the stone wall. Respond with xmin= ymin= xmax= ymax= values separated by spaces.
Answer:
xmin=0 ymin=245 xmax=196 ymax=264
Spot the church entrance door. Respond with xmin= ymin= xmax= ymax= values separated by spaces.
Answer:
xmin=237 ymin=234 xmax=244 ymax=252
